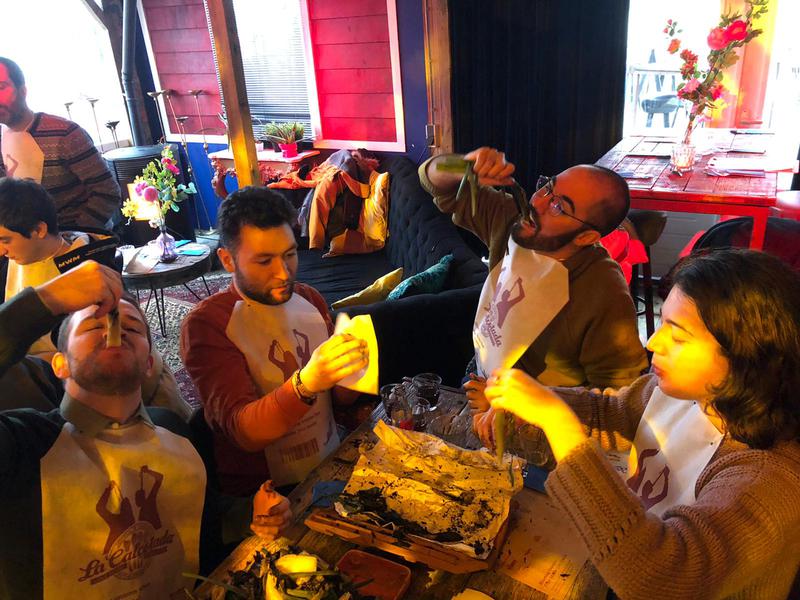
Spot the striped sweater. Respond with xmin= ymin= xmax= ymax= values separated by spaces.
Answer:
xmin=0 ymin=113 xmax=121 ymax=228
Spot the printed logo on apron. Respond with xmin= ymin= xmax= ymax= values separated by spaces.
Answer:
xmin=40 ymin=422 xmax=206 ymax=599
xmin=226 ymin=293 xmax=340 ymax=486
xmin=473 ymin=239 xmax=569 ymax=376
xmin=624 ymin=387 xmax=724 ymax=517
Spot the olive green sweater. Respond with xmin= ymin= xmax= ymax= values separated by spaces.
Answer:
xmin=419 ymin=159 xmax=647 ymax=388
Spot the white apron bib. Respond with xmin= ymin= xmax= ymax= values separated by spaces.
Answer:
xmin=226 ymin=293 xmax=340 ymax=486
xmin=40 ymin=421 xmax=205 ymax=599
xmin=473 ymin=239 xmax=569 ymax=376
xmin=1 ymin=124 xmax=44 ymax=181
xmin=625 ymin=387 xmax=724 ymax=517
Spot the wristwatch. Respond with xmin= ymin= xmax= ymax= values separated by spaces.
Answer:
xmin=293 ymin=370 xmax=317 ymax=405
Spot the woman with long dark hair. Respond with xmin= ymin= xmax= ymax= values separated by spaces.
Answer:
xmin=485 ymin=249 xmax=800 ymax=599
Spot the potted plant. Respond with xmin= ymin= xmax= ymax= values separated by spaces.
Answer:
xmin=264 ymin=121 xmax=305 ymax=158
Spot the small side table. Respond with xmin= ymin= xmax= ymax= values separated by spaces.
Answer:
xmin=122 ymin=243 xmax=212 ymax=336
xmin=209 ymin=148 xmax=320 ymax=198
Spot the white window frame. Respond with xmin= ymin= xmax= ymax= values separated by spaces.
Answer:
xmin=138 ymin=0 xmax=406 ymax=151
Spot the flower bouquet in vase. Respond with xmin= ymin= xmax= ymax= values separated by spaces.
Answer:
xmin=121 ymin=147 xmax=196 ymax=262
xmin=664 ymin=0 xmax=768 ymax=171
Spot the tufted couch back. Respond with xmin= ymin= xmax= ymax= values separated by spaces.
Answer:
xmin=381 ymin=156 xmax=486 ymax=288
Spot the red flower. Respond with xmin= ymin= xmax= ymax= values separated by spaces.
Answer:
xmin=707 ymin=27 xmax=728 ymax=50
xmin=710 ymin=83 xmax=725 ymax=100
xmin=680 ymin=49 xmax=698 ymax=64
xmin=725 ymin=20 xmax=747 ymax=42
xmin=667 ymin=39 xmax=681 ymax=54
xmin=143 ymin=186 xmax=159 ymax=202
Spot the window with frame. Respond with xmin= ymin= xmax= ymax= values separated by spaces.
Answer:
xmin=231 ymin=0 xmax=313 ymax=141
xmin=140 ymin=0 xmax=406 ymax=152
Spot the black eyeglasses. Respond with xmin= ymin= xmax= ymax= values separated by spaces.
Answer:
xmin=535 ymin=175 xmax=601 ymax=233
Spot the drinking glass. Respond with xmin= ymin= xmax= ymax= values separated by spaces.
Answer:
xmin=412 ymin=398 xmax=431 ymax=432
xmin=514 ymin=423 xmax=549 ymax=467
xmin=380 ymin=383 xmax=412 ymax=430
xmin=412 ymin=373 xmax=442 ymax=408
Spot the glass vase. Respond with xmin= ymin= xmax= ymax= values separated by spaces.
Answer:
xmin=156 ymin=223 xmax=177 ymax=263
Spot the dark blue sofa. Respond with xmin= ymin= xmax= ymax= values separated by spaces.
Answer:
xmin=295 ymin=156 xmax=488 ymax=386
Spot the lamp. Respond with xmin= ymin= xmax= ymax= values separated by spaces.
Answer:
xmin=125 ymin=183 xmax=160 ymax=222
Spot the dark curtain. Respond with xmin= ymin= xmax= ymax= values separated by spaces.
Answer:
xmin=449 ymin=0 xmax=630 ymax=191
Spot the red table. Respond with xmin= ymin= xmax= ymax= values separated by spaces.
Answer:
xmin=596 ymin=131 xmax=781 ymax=249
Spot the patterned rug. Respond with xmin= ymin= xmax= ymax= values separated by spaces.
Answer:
xmin=139 ymin=270 xmax=232 ymax=407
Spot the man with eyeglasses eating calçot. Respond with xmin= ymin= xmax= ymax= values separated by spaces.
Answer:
xmin=420 ymin=147 xmax=648 ymax=445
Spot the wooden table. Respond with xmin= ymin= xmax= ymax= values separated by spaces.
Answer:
xmin=209 ymin=148 xmax=321 ymax=198
xmin=597 ymin=130 xmax=785 ymax=250
xmin=194 ymin=388 xmax=607 ymax=600
xmin=122 ymin=243 xmax=212 ymax=336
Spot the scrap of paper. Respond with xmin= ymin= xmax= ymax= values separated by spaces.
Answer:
xmin=496 ymin=489 xmax=589 ymax=598
xmin=333 ymin=312 xmax=379 ymax=395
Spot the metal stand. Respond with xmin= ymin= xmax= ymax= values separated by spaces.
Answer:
xmin=105 ymin=120 xmax=120 ymax=148
xmin=165 ymin=90 xmax=216 ymax=235
xmin=86 ymin=97 xmax=104 ymax=148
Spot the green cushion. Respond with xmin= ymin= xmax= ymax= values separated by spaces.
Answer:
xmin=387 ymin=254 xmax=454 ymax=301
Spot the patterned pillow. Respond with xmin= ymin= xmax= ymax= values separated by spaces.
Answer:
xmin=331 ymin=268 xmax=404 ymax=309
xmin=387 ymin=254 xmax=454 ymax=301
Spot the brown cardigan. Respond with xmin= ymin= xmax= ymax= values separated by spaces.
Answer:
xmin=548 ymin=375 xmax=800 ymax=599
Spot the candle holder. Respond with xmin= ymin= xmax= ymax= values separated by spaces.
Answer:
xmin=670 ymin=143 xmax=696 ymax=173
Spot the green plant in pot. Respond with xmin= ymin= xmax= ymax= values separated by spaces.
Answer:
xmin=264 ymin=121 xmax=304 ymax=158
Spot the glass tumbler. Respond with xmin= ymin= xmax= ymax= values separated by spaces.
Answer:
xmin=412 ymin=373 xmax=442 ymax=408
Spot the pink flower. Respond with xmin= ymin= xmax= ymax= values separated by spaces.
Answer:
xmin=166 ymin=163 xmax=180 ymax=175
xmin=667 ymin=39 xmax=681 ymax=54
xmin=678 ymin=78 xmax=701 ymax=99
xmin=134 ymin=181 xmax=147 ymax=195
xmin=707 ymin=27 xmax=728 ymax=50
xmin=710 ymin=83 xmax=725 ymax=100
xmin=725 ymin=20 xmax=747 ymax=42
xmin=143 ymin=186 xmax=159 ymax=202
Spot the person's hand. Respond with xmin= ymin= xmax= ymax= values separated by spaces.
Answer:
xmin=588 ymin=387 xmax=619 ymax=397
xmin=463 ymin=374 xmax=489 ymax=413
xmin=299 ymin=333 xmax=368 ymax=394
xmin=463 ymin=147 xmax=516 ymax=187
xmin=251 ymin=481 xmax=292 ymax=541
xmin=35 ymin=261 xmax=123 ymax=319
xmin=485 ymin=368 xmax=587 ymax=461
xmin=472 ymin=407 xmax=497 ymax=451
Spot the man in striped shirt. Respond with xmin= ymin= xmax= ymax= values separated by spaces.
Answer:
xmin=0 ymin=57 xmax=120 ymax=230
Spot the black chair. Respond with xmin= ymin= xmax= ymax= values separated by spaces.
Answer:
xmin=625 ymin=210 xmax=668 ymax=339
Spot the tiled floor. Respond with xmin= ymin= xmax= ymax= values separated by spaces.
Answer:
xmin=634 ymin=293 xmax=663 ymax=346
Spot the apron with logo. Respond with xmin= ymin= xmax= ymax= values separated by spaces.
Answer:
xmin=473 ymin=238 xmax=569 ymax=377
xmin=624 ymin=387 xmax=724 ymax=517
xmin=1 ymin=124 xmax=44 ymax=180
xmin=40 ymin=421 xmax=205 ymax=599
xmin=226 ymin=293 xmax=340 ymax=486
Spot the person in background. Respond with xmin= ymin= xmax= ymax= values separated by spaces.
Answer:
xmin=181 ymin=186 xmax=368 ymax=496
xmin=0 ymin=57 xmax=120 ymax=230
xmin=0 ymin=178 xmax=191 ymax=419
xmin=485 ymin=249 xmax=800 ymax=599
xmin=0 ymin=289 xmax=292 ymax=599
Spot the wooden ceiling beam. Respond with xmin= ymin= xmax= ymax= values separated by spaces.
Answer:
xmin=205 ymin=0 xmax=260 ymax=186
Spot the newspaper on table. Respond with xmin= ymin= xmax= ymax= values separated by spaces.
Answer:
xmin=335 ymin=421 xmax=524 ymax=558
